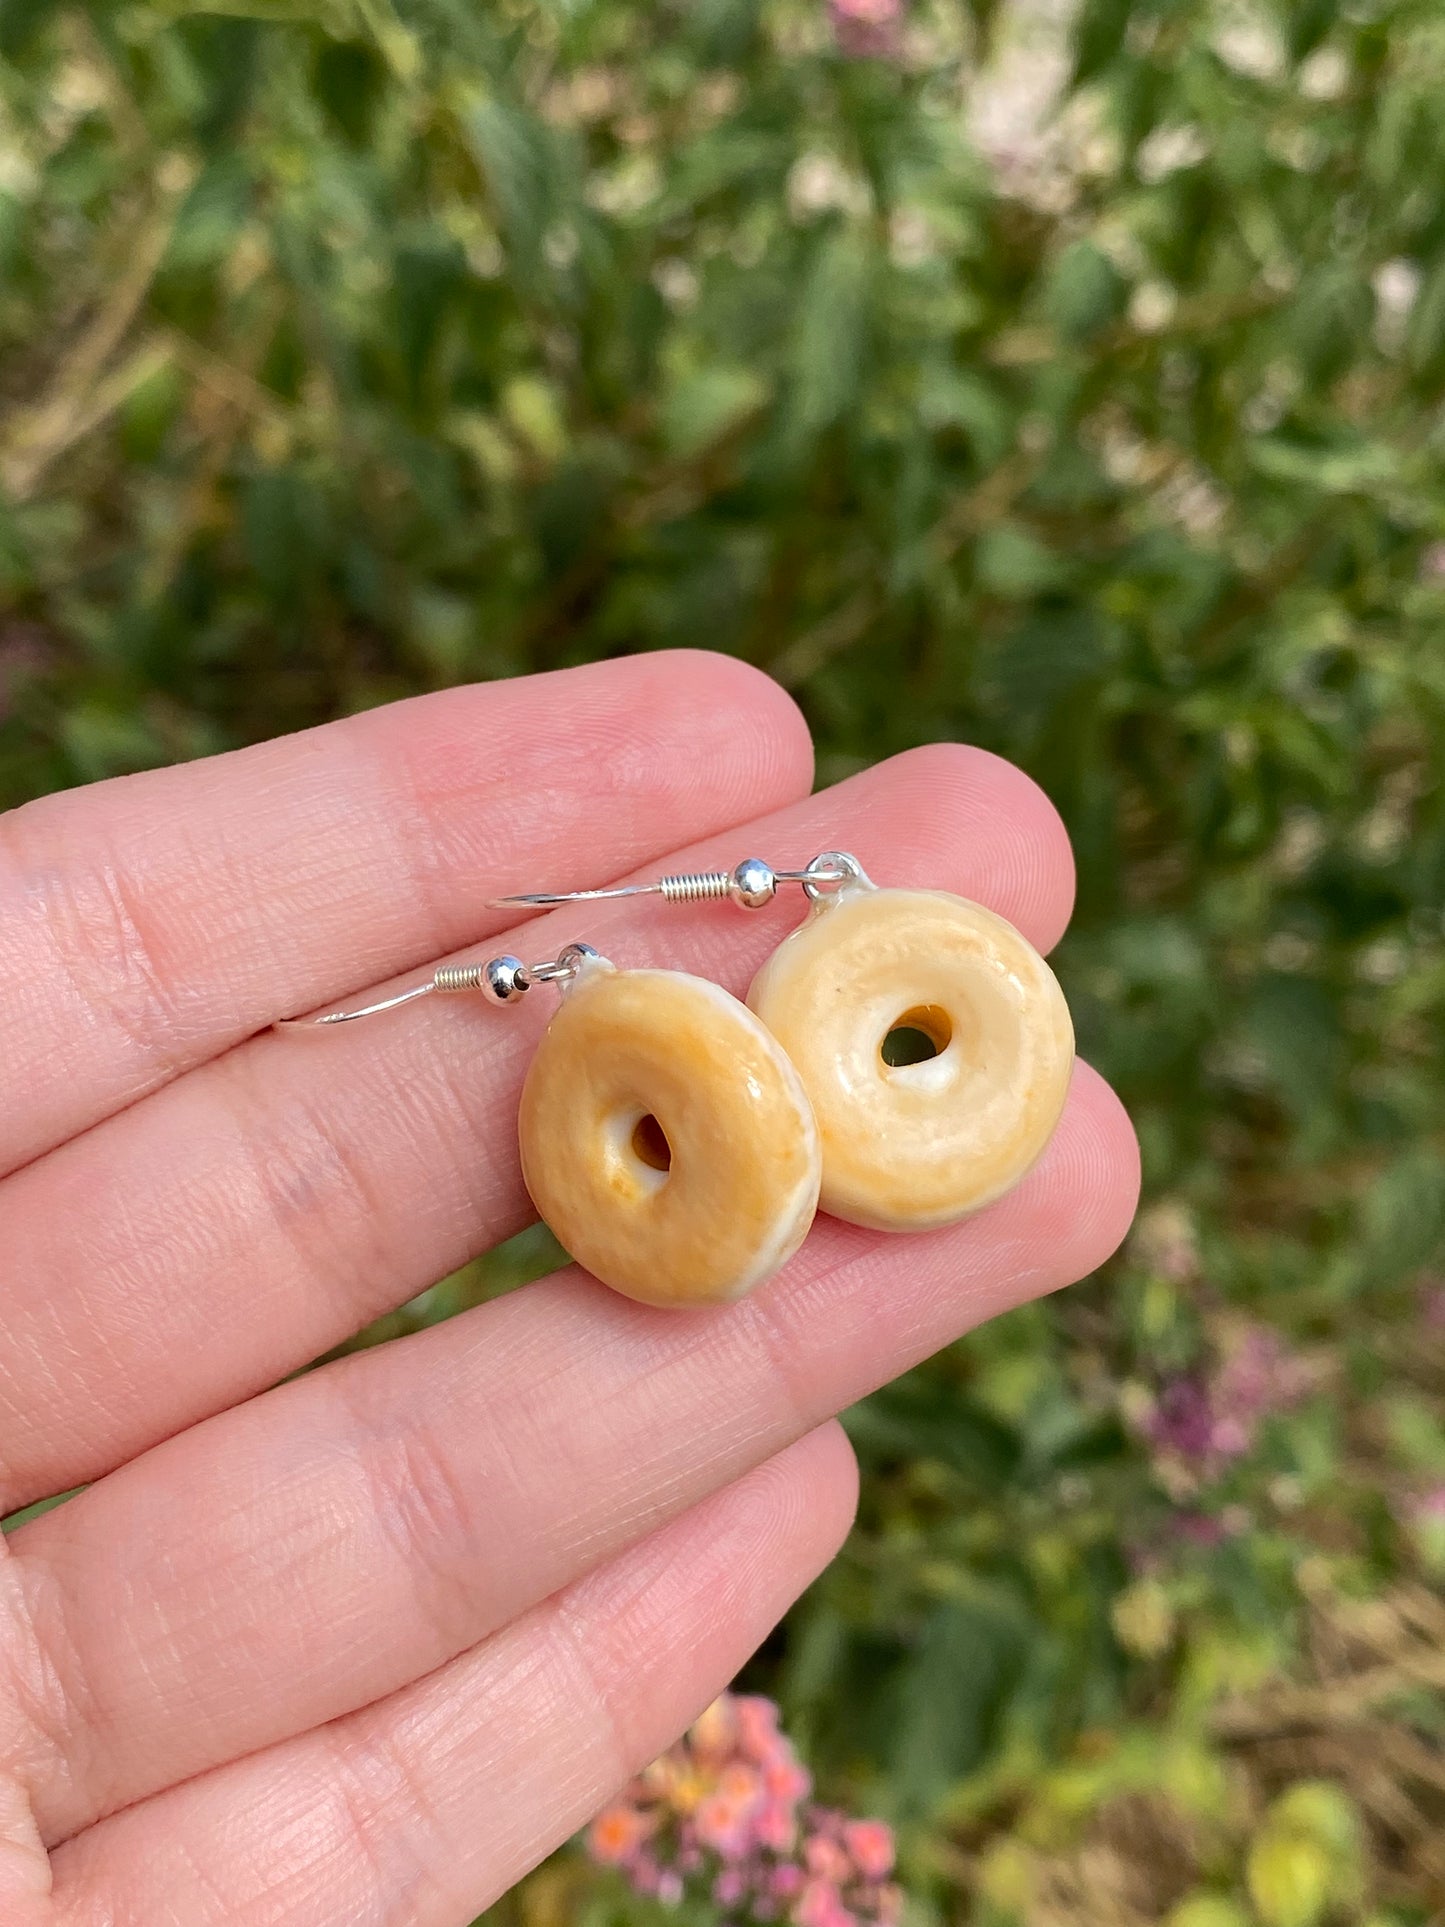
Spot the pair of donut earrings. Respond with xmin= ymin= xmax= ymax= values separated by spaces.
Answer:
xmin=281 ymin=855 xmax=1075 ymax=1309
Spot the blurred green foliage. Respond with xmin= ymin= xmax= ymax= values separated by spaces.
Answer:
xmin=2 ymin=0 xmax=1444 ymax=1919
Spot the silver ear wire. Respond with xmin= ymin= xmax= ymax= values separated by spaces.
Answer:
xmin=275 ymin=942 xmax=604 ymax=1029
xmin=491 ymin=851 xmax=871 ymax=913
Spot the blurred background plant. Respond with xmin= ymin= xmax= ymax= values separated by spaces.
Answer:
xmin=2 ymin=0 xmax=1444 ymax=1918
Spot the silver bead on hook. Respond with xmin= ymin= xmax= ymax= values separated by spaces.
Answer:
xmin=490 ymin=851 xmax=870 ymax=914
xmin=275 ymin=942 xmax=604 ymax=1029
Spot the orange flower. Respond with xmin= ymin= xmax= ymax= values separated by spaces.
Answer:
xmin=586 ymin=1804 xmax=649 ymax=1866
xmin=717 ymin=1762 xmax=764 ymax=1810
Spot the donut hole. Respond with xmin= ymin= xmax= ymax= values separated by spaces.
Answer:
xmin=630 ymin=1112 xmax=673 ymax=1173
xmin=882 ymin=1004 xmax=953 ymax=1069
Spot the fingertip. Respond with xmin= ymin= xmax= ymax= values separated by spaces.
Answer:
xmin=848 ymin=742 xmax=1077 ymax=952
xmin=1011 ymin=1059 xmax=1141 ymax=1288
xmin=1057 ymin=1059 xmax=1143 ymax=1277
xmin=645 ymin=651 xmax=816 ymax=807
xmin=766 ymin=1421 xmax=860 ymax=1566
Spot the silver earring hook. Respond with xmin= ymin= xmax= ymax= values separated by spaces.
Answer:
xmin=276 ymin=942 xmax=605 ymax=1030
xmin=490 ymin=851 xmax=872 ymax=913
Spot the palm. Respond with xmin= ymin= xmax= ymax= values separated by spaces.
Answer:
xmin=0 ymin=653 xmax=1135 ymax=1927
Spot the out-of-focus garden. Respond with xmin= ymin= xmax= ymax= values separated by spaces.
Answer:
xmin=2 ymin=0 xmax=1444 ymax=1920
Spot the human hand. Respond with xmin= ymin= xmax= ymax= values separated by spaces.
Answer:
xmin=0 ymin=653 xmax=1137 ymax=1926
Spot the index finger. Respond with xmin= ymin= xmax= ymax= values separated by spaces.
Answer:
xmin=0 ymin=652 xmax=812 ymax=1175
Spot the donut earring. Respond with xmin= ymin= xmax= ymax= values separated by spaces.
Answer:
xmin=499 ymin=852 xmax=1074 ymax=1233
xmin=745 ymin=855 xmax=1074 ymax=1230
xmin=278 ymin=940 xmax=820 ymax=1310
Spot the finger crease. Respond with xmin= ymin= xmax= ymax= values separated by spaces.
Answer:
xmin=333 ymin=1376 xmax=485 ymax=1659
xmin=0 ymin=1539 xmax=100 ymax=1851
xmin=221 ymin=1058 xmax=402 ymax=1331
xmin=1 ymin=828 xmax=192 ymax=1088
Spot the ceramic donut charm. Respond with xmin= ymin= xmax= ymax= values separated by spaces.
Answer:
xmin=746 ymin=858 xmax=1074 ymax=1231
xmin=518 ymin=954 xmax=821 ymax=1308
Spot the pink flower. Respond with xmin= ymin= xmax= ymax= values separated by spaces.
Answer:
xmin=1172 ymin=1510 xmax=1231 ymax=1546
xmin=755 ymin=1797 xmax=800 ymax=1852
xmin=694 ymin=1792 xmax=753 ymax=1860
xmin=583 ymin=1692 xmax=902 ymax=1921
xmin=843 ymin=1818 xmax=895 ymax=1881
xmin=830 ymin=0 xmax=898 ymax=20
xmin=735 ymin=1694 xmax=783 ymax=1759
xmin=630 ymin=1852 xmax=663 ymax=1895
xmin=796 ymin=1877 xmax=854 ymax=1927
xmin=714 ymin=1866 xmax=748 ymax=1907
xmin=1142 ymin=1324 xmax=1310 ymax=1485
xmin=805 ymin=1833 xmax=853 ymax=1885
xmin=1145 ymin=1377 xmax=1216 ymax=1459
xmin=764 ymin=1755 xmax=813 ymax=1804
xmin=827 ymin=0 xmax=903 ymax=57
xmin=1215 ymin=1326 xmax=1310 ymax=1426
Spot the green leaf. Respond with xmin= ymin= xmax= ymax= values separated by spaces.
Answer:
xmin=658 ymin=358 xmax=767 ymax=457
xmin=1042 ymin=239 xmax=1123 ymax=342
xmin=974 ymin=523 xmax=1071 ymax=599
xmin=890 ymin=1598 xmax=1032 ymax=1810
xmin=1071 ymin=0 xmax=1134 ymax=83
xmin=786 ymin=228 xmax=873 ymax=441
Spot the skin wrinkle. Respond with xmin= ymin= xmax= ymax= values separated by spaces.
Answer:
xmin=495 ymin=1295 xmax=749 ymax=1533
xmin=321 ymin=1327 xmax=609 ymax=1654
xmin=237 ymin=1765 xmax=372 ymax=1927
xmin=319 ymin=1727 xmax=440 ymax=1927
xmin=11 ymin=1020 xmax=485 ymax=1516
xmin=0 ymin=1768 xmax=51 ymax=1915
xmin=0 ymin=1132 xmax=270 ymax=1489
xmin=218 ymin=1056 xmax=411 ymax=1328
xmin=9 ymin=843 xmax=186 ymax=1090
xmin=121 ymin=1458 xmax=353 ymax=1767
xmin=331 ymin=1373 xmax=497 ymax=1667
xmin=0 ymin=1540 xmax=92 ymax=1908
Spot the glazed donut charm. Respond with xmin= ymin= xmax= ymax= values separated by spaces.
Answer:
xmin=518 ymin=954 xmax=821 ymax=1308
xmin=747 ymin=875 xmax=1074 ymax=1231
